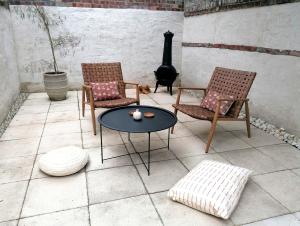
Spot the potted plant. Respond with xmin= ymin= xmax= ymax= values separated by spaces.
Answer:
xmin=14 ymin=3 xmax=80 ymax=101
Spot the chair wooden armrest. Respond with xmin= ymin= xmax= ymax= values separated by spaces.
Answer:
xmin=178 ymin=87 xmax=207 ymax=91
xmin=175 ymin=87 xmax=207 ymax=105
xmin=124 ymin=81 xmax=139 ymax=86
xmin=124 ymin=81 xmax=140 ymax=104
xmin=217 ymin=98 xmax=249 ymax=102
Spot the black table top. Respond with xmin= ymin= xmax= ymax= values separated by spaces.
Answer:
xmin=98 ymin=105 xmax=177 ymax=133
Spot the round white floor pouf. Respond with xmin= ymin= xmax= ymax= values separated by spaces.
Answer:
xmin=39 ymin=146 xmax=89 ymax=176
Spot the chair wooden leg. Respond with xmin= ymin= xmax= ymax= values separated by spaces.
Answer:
xmin=91 ymin=106 xmax=96 ymax=135
xmin=82 ymin=90 xmax=85 ymax=117
xmin=171 ymin=109 xmax=178 ymax=134
xmin=206 ymin=119 xmax=218 ymax=153
xmin=245 ymin=101 xmax=251 ymax=138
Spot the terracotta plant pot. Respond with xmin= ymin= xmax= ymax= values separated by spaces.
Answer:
xmin=43 ymin=72 xmax=68 ymax=101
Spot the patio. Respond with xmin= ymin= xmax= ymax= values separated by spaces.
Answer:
xmin=0 ymin=88 xmax=300 ymax=226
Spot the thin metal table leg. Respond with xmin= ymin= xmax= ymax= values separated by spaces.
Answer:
xmin=100 ymin=124 xmax=103 ymax=164
xmin=128 ymin=132 xmax=130 ymax=141
xmin=167 ymin=128 xmax=170 ymax=150
xmin=148 ymin=132 xmax=151 ymax=176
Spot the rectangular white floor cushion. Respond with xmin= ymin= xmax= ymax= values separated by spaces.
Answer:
xmin=168 ymin=160 xmax=252 ymax=219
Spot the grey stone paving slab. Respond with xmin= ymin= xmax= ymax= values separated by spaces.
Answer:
xmin=166 ymin=136 xmax=213 ymax=158
xmin=232 ymin=128 xmax=284 ymax=147
xmin=148 ymin=93 xmax=176 ymax=105
xmin=293 ymin=168 xmax=300 ymax=176
xmin=202 ymin=131 xmax=252 ymax=152
xmin=22 ymin=98 xmax=50 ymax=106
xmin=18 ymin=207 xmax=89 ymax=226
xmin=17 ymin=105 xmax=49 ymax=115
xmin=243 ymin=214 xmax=300 ymax=226
xmin=157 ymin=122 xmax=193 ymax=139
xmin=150 ymin=191 xmax=234 ymax=226
xmin=82 ymin=131 xmax=123 ymax=148
xmin=86 ymin=145 xmax=132 ymax=171
xmin=46 ymin=111 xmax=79 ymax=123
xmin=218 ymin=121 xmax=253 ymax=131
xmin=0 ymin=181 xmax=27 ymax=222
xmin=120 ymin=131 xmax=161 ymax=144
xmin=180 ymin=153 xmax=230 ymax=170
xmin=294 ymin=212 xmax=300 ymax=220
xmin=131 ymin=148 xmax=176 ymax=165
xmin=183 ymin=120 xmax=225 ymax=138
xmin=87 ymin=166 xmax=146 ymax=204
xmin=31 ymin=154 xmax=48 ymax=179
xmin=220 ymin=148 xmax=286 ymax=175
xmin=38 ymin=132 xmax=82 ymax=154
xmin=136 ymin=159 xmax=188 ymax=193
xmin=0 ymin=155 xmax=35 ymax=184
xmin=21 ymin=173 xmax=87 ymax=217
xmin=27 ymin=93 xmax=48 ymax=99
xmin=252 ymin=170 xmax=300 ymax=212
xmin=9 ymin=113 xmax=47 ymax=126
xmin=0 ymin=124 xmax=44 ymax=141
xmin=49 ymin=103 xmax=79 ymax=113
xmin=230 ymin=180 xmax=288 ymax=225
xmin=257 ymin=144 xmax=300 ymax=169
xmin=90 ymin=195 xmax=162 ymax=226
xmin=43 ymin=120 xmax=81 ymax=136
xmin=0 ymin=138 xmax=39 ymax=159
xmin=0 ymin=221 xmax=18 ymax=226
xmin=126 ymin=139 xmax=166 ymax=153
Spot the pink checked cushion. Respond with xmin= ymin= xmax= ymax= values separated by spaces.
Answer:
xmin=200 ymin=90 xmax=235 ymax=115
xmin=90 ymin=81 xmax=121 ymax=101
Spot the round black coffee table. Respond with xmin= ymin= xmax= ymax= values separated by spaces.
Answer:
xmin=98 ymin=105 xmax=177 ymax=175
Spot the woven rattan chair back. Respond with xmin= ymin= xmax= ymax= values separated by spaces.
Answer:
xmin=81 ymin=62 xmax=126 ymax=97
xmin=206 ymin=67 xmax=256 ymax=118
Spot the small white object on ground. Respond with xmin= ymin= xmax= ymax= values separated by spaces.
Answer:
xmin=39 ymin=146 xmax=88 ymax=176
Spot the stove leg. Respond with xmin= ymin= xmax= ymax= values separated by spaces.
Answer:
xmin=154 ymin=81 xmax=159 ymax=93
xmin=167 ymin=86 xmax=169 ymax=92
xmin=170 ymin=86 xmax=173 ymax=95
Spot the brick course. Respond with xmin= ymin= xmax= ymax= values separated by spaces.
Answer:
xmin=182 ymin=42 xmax=300 ymax=58
xmin=7 ymin=0 xmax=184 ymax=11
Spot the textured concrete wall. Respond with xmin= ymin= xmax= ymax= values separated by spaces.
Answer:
xmin=0 ymin=7 xmax=20 ymax=123
xmin=181 ymin=3 xmax=300 ymax=136
xmin=10 ymin=6 xmax=184 ymax=91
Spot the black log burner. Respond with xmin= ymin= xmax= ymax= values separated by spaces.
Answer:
xmin=154 ymin=31 xmax=178 ymax=95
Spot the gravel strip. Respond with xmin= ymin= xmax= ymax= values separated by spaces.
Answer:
xmin=0 ymin=92 xmax=29 ymax=138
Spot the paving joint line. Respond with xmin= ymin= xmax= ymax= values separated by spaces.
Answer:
xmin=77 ymin=90 xmax=92 ymax=226
xmin=16 ymin=100 xmax=51 ymax=226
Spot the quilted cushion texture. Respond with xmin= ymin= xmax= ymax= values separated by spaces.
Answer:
xmin=91 ymin=81 xmax=121 ymax=101
xmin=168 ymin=160 xmax=252 ymax=219
xmin=200 ymin=90 xmax=235 ymax=115
xmin=39 ymin=146 xmax=89 ymax=177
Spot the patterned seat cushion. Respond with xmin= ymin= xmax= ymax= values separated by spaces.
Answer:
xmin=168 ymin=160 xmax=252 ymax=219
xmin=94 ymin=97 xmax=138 ymax=108
xmin=200 ymin=90 xmax=235 ymax=115
xmin=91 ymin=81 xmax=121 ymax=101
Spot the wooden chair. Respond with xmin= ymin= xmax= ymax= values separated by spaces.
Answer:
xmin=172 ymin=67 xmax=256 ymax=153
xmin=81 ymin=62 xmax=140 ymax=135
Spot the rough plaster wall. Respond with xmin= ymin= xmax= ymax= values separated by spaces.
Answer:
xmin=10 ymin=6 xmax=183 ymax=91
xmin=0 ymin=7 xmax=20 ymax=123
xmin=181 ymin=3 xmax=300 ymax=136
xmin=183 ymin=3 xmax=300 ymax=49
